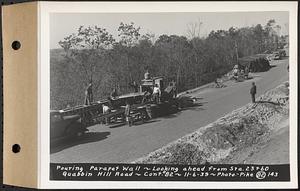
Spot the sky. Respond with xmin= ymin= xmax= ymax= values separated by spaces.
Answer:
xmin=50 ymin=12 xmax=289 ymax=49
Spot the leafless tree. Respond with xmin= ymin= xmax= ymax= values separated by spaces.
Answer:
xmin=186 ymin=18 xmax=203 ymax=39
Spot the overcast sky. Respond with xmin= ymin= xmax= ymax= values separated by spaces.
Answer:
xmin=50 ymin=12 xmax=288 ymax=49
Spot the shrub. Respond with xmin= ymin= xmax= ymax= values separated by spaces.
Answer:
xmin=238 ymin=55 xmax=271 ymax=72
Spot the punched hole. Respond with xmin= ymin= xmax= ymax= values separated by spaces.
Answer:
xmin=11 ymin=41 xmax=21 ymax=50
xmin=12 ymin=144 xmax=21 ymax=153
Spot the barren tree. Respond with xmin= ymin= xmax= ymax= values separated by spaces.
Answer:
xmin=59 ymin=25 xmax=115 ymax=85
xmin=117 ymin=22 xmax=141 ymax=89
xmin=186 ymin=18 xmax=203 ymax=39
xmin=186 ymin=19 xmax=204 ymax=86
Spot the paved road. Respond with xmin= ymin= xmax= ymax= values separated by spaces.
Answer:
xmin=51 ymin=58 xmax=289 ymax=163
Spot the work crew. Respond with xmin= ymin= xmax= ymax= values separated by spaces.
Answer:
xmin=250 ymin=82 xmax=257 ymax=103
xmin=153 ymin=84 xmax=161 ymax=104
xmin=84 ymin=82 xmax=93 ymax=105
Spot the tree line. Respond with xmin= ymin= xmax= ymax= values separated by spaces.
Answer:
xmin=50 ymin=19 xmax=287 ymax=109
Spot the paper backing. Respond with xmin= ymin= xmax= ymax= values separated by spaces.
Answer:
xmin=2 ymin=1 xmax=38 ymax=188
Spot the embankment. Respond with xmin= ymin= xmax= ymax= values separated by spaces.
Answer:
xmin=133 ymin=82 xmax=289 ymax=164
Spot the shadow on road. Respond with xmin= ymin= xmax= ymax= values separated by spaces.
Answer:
xmin=180 ymin=102 xmax=208 ymax=111
xmin=256 ymin=100 xmax=280 ymax=106
xmin=109 ymin=122 xmax=126 ymax=128
xmin=50 ymin=131 xmax=110 ymax=154
xmin=109 ymin=119 xmax=161 ymax=128
xmin=161 ymin=113 xmax=181 ymax=119
xmin=250 ymin=74 xmax=261 ymax=78
xmin=280 ymin=56 xmax=289 ymax=60
xmin=133 ymin=119 xmax=161 ymax=126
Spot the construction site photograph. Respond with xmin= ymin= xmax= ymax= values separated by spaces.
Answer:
xmin=49 ymin=11 xmax=290 ymax=166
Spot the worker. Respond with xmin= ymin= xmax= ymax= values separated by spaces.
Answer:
xmin=84 ymin=82 xmax=93 ymax=105
xmin=142 ymin=89 xmax=152 ymax=103
xmin=125 ymin=100 xmax=133 ymax=127
xmin=102 ymin=104 xmax=110 ymax=114
xmin=220 ymin=79 xmax=226 ymax=88
xmin=145 ymin=104 xmax=152 ymax=119
xmin=240 ymin=69 xmax=245 ymax=77
xmin=233 ymin=65 xmax=239 ymax=81
xmin=110 ymin=88 xmax=118 ymax=99
xmin=215 ymin=79 xmax=221 ymax=88
xmin=131 ymin=81 xmax=139 ymax=93
xmin=144 ymin=70 xmax=150 ymax=80
xmin=102 ymin=103 xmax=111 ymax=124
xmin=171 ymin=81 xmax=177 ymax=98
xmin=250 ymin=82 xmax=257 ymax=103
xmin=244 ymin=66 xmax=250 ymax=79
xmin=153 ymin=84 xmax=161 ymax=104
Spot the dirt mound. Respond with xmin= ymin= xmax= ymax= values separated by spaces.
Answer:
xmin=133 ymin=82 xmax=289 ymax=164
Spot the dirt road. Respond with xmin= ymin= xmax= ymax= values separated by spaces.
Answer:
xmin=51 ymin=58 xmax=289 ymax=163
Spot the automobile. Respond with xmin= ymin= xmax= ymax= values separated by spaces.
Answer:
xmin=263 ymin=51 xmax=274 ymax=61
xmin=279 ymin=49 xmax=286 ymax=57
xmin=266 ymin=55 xmax=272 ymax=61
xmin=273 ymin=51 xmax=281 ymax=60
xmin=263 ymin=50 xmax=273 ymax=54
xmin=50 ymin=110 xmax=88 ymax=141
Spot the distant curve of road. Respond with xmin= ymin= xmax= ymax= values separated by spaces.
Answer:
xmin=51 ymin=58 xmax=289 ymax=163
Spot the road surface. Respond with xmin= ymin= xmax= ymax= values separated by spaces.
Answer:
xmin=51 ymin=58 xmax=289 ymax=163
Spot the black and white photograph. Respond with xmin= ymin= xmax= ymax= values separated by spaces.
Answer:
xmin=43 ymin=1 xmax=297 ymax=188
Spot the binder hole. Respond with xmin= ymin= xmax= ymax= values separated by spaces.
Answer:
xmin=12 ymin=144 xmax=21 ymax=153
xmin=11 ymin=41 xmax=21 ymax=50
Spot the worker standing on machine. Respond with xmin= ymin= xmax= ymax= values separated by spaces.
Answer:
xmin=84 ymin=81 xmax=93 ymax=105
xmin=153 ymin=84 xmax=161 ymax=104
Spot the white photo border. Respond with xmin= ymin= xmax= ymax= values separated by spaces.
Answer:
xmin=39 ymin=1 xmax=298 ymax=189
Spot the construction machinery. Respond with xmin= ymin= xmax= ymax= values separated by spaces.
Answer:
xmin=55 ymin=76 xmax=180 ymax=128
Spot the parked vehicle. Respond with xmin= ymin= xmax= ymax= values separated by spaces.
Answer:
xmin=273 ymin=51 xmax=281 ymax=60
xmin=279 ymin=49 xmax=286 ymax=57
xmin=263 ymin=50 xmax=272 ymax=54
xmin=50 ymin=110 xmax=88 ymax=141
